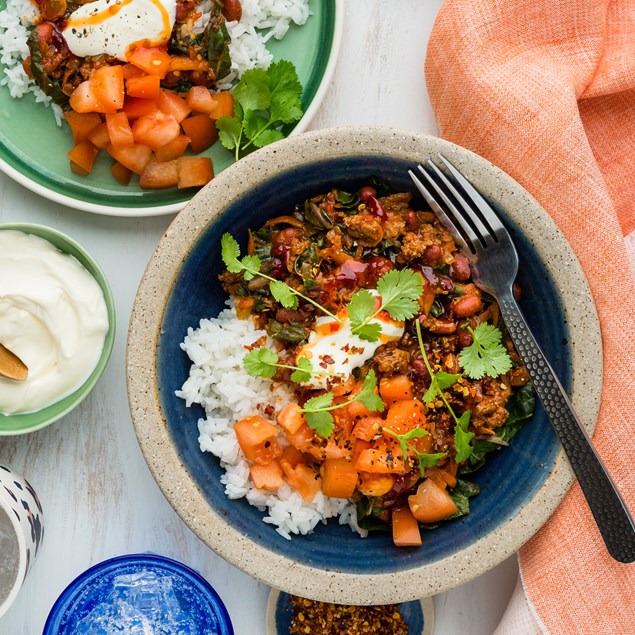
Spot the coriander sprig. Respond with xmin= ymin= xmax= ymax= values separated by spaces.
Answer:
xmin=348 ymin=269 xmax=423 ymax=342
xmin=458 ymin=322 xmax=513 ymax=379
xmin=243 ymin=347 xmax=335 ymax=383
xmin=415 ymin=320 xmax=475 ymax=463
xmin=302 ymin=370 xmax=384 ymax=437
xmin=221 ymin=233 xmax=341 ymax=321
xmin=383 ymin=427 xmax=446 ymax=476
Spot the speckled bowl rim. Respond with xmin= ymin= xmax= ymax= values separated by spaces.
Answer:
xmin=126 ymin=126 xmax=602 ymax=604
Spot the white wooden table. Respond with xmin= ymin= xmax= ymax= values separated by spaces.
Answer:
xmin=0 ymin=2 xmax=519 ymax=633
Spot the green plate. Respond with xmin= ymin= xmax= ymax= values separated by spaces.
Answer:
xmin=0 ymin=1 xmax=342 ymax=216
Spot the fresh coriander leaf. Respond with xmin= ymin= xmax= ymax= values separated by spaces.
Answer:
xmin=348 ymin=290 xmax=375 ymax=330
xmin=454 ymin=410 xmax=474 ymax=463
xmin=458 ymin=323 xmax=513 ymax=379
xmin=266 ymin=60 xmax=302 ymax=99
xmin=240 ymin=254 xmax=261 ymax=280
xmin=422 ymin=383 xmax=438 ymax=404
xmin=242 ymin=110 xmax=270 ymax=144
xmin=216 ymin=116 xmax=242 ymax=152
xmin=436 ymin=371 xmax=462 ymax=391
xmin=414 ymin=451 xmax=446 ymax=476
xmin=302 ymin=392 xmax=334 ymax=413
xmin=243 ymin=347 xmax=278 ymax=378
xmin=270 ymin=92 xmax=303 ymax=124
xmin=221 ymin=233 xmax=242 ymax=271
xmin=304 ymin=410 xmax=334 ymax=437
xmin=375 ymin=269 xmax=423 ymax=320
xmin=269 ymin=279 xmax=299 ymax=309
xmin=233 ymin=67 xmax=270 ymax=112
xmin=354 ymin=370 xmax=385 ymax=412
xmin=252 ymin=128 xmax=285 ymax=148
xmin=290 ymin=357 xmax=313 ymax=383
xmin=355 ymin=322 xmax=383 ymax=342
xmin=383 ymin=427 xmax=431 ymax=470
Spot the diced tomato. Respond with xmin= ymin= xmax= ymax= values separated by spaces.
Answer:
xmin=280 ymin=461 xmax=321 ymax=503
xmin=408 ymin=478 xmax=459 ymax=523
xmin=176 ymin=157 xmax=213 ymax=188
xmin=180 ymin=114 xmax=218 ymax=154
xmin=157 ymin=91 xmax=191 ymax=123
xmin=155 ymin=135 xmax=190 ymax=162
xmin=126 ymin=74 xmax=161 ymax=99
xmin=67 ymin=140 xmax=99 ymax=173
xmin=208 ymin=91 xmax=234 ymax=119
xmin=351 ymin=416 xmax=384 ymax=442
xmin=127 ymin=46 xmax=171 ymax=78
xmin=90 ymin=65 xmax=125 ymax=112
xmin=277 ymin=402 xmax=305 ymax=435
xmin=353 ymin=440 xmax=406 ymax=474
xmin=234 ymin=416 xmax=282 ymax=465
xmin=139 ymin=158 xmax=178 ymax=189
xmin=384 ymin=399 xmax=426 ymax=435
xmin=70 ymin=160 xmax=89 ymax=176
xmin=346 ymin=401 xmax=373 ymax=419
xmin=280 ymin=445 xmax=305 ymax=469
xmin=123 ymin=97 xmax=159 ymax=120
xmin=64 ymin=111 xmax=101 ymax=143
xmin=379 ymin=375 xmax=414 ymax=404
xmin=250 ymin=461 xmax=283 ymax=491
xmin=69 ymin=80 xmax=102 ymax=113
xmin=105 ymin=112 xmax=134 ymax=149
xmin=392 ymin=507 xmax=422 ymax=547
xmin=284 ymin=422 xmax=315 ymax=453
xmin=185 ymin=86 xmax=217 ymax=114
xmin=357 ymin=472 xmax=394 ymax=497
xmin=121 ymin=63 xmax=146 ymax=79
xmin=320 ymin=458 xmax=358 ymax=499
xmin=88 ymin=123 xmax=111 ymax=150
xmin=424 ymin=466 xmax=457 ymax=490
xmin=167 ymin=56 xmax=209 ymax=73
xmin=106 ymin=142 xmax=152 ymax=175
xmin=110 ymin=161 xmax=132 ymax=185
xmin=132 ymin=111 xmax=180 ymax=151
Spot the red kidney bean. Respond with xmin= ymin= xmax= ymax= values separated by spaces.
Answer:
xmin=457 ymin=329 xmax=473 ymax=348
xmin=449 ymin=253 xmax=471 ymax=281
xmin=362 ymin=256 xmax=394 ymax=287
xmin=453 ymin=295 xmax=483 ymax=318
xmin=405 ymin=210 xmax=419 ymax=231
xmin=222 ymin=0 xmax=243 ymax=21
xmin=365 ymin=196 xmax=387 ymax=220
xmin=358 ymin=186 xmax=376 ymax=202
xmin=422 ymin=244 xmax=441 ymax=264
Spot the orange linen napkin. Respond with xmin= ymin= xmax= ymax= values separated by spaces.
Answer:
xmin=425 ymin=1 xmax=635 ymax=633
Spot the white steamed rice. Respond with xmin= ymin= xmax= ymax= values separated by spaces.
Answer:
xmin=176 ymin=300 xmax=367 ymax=541
xmin=0 ymin=0 xmax=312 ymax=122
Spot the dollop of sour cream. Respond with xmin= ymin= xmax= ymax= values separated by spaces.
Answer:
xmin=63 ymin=0 xmax=177 ymax=61
xmin=0 ymin=231 xmax=109 ymax=415
xmin=297 ymin=299 xmax=404 ymax=390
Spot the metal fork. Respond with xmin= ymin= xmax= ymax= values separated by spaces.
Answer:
xmin=409 ymin=155 xmax=635 ymax=563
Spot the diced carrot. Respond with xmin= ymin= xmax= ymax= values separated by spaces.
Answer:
xmin=353 ymin=440 xmax=406 ymax=474
xmin=155 ymin=135 xmax=190 ymax=162
xmin=106 ymin=143 xmax=152 ymax=175
xmin=408 ymin=478 xmax=459 ymax=523
xmin=176 ymin=157 xmax=213 ymax=188
xmin=67 ymin=140 xmax=99 ymax=173
xmin=167 ymin=56 xmax=209 ymax=73
xmin=105 ymin=112 xmax=134 ymax=149
xmin=320 ymin=458 xmax=358 ymax=499
xmin=88 ymin=122 xmax=111 ymax=150
xmin=139 ymin=157 xmax=178 ymax=189
xmin=351 ymin=416 xmax=384 ymax=442
xmin=121 ymin=63 xmax=146 ymax=79
xmin=110 ymin=161 xmax=132 ymax=185
xmin=208 ymin=91 xmax=234 ymax=119
xmin=392 ymin=506 xmax=422 ymax=547
xmin=185 ymin=86 xmax=217 ymax=114
xmin=384 ymin=399 xmax=426 ymax=435
xmin=250 ymin=461 xmax=283 ymax=491
xmin=357 ymin=472 xmax=394 ymax=497
xmin=70 ymin=160 xmax=89 ymax=176
xmin=132 ymin=111 xmax=181 ymax=151
xmin=126 ymin=74 xmax=161 ymax=99
xmin=180 ymin=114 xmax=218 ymax=154
xmin=69 ymin=80 xmax=102 ymax=113
xmin=234 ymin=415 xmax=282 ymax=465
xmin=277 ymin=402 xmax=305 ymax=435
xmin=90 ymin=65 xmax=125 ymax=112
xmin=379 ymin=375 xmax=414 ymax=404
xmin=281 ymin=461 xmax=321 ymax=503
xmin=157 ymin=91 xmax=191 ymax=123
xmin=64 ymin=111 xmax=101 ymax=144
xmin=127 ymin=46 xmax=171 ymax=78
xmin=123 ymin=97 xmax=159 ymax=120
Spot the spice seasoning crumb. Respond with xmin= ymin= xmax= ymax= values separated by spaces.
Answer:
xmin=289 ymin=595 xmax=409 ymax=634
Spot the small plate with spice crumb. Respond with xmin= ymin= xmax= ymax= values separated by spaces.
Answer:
xmin=266 ymin=588 xmax=435 ymax=635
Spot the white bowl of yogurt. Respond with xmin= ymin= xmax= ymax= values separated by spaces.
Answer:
xmin=0 ymin=224 xmax=115 ymax=435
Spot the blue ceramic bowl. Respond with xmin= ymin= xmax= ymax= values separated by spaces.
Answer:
xmin=127 ymin=127 xmax=601 ymax=604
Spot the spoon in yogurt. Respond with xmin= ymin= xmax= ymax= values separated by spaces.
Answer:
xmin=0 ymin=342 xmax=28 ymax=381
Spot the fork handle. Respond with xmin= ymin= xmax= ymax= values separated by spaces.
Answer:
xmin=498 ymin=293 xmax=635 ymax=563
